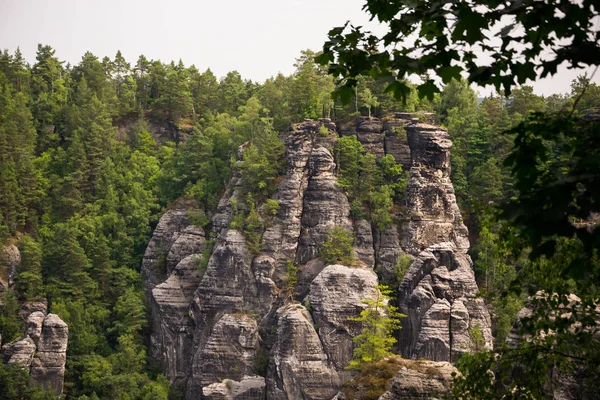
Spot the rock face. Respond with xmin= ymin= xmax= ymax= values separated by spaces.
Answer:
xmin=202 ymin=376 xmax=266 ymax=400
xmin=196 ymin=314 xmax=259 ymax=386
xmin=141 ymin=117 xmax=490 ymax=398
xmin=1 ymin=311 xmax=68 ymax=396
xmin=266 ymin=303 xmax=340 ymax=400
xmin=30 ymin=314 xmax=69 ymax=395
xmin=141 ymin=200 xmax=204 ymax=294
xmin=309 ymin=265 xmax=379 ymax=380
xmin=397 ymin=122 xmax=492 ymax=361
xmin=1 ymin=243 xmax=21 ymax=289
xmin=398 ymin=243 xmax=492 ymax=361
xmin=378 ymin=360 xmax=457 ymax=400
xmin=403 ymin=123 xmax=469 ymax=254
xmin=2 ymin=336 xmax=36 ymax=368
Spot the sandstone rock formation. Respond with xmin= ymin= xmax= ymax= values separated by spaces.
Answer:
xmin=30 ymin=314 xmax=69 ymax=395
xmin=141 ymin=200 xmax=203 ymax=294
xmin=397 ymin=122 xmax=493 ymax=361
xmin=2 ymin=336 xmax=36 ymax=368
xmin=266 ymin=303 xmax=340 ymax=400
xmin=202 ymin=376 xmax=266 ymax=400
xmin=309 ymin=265 xmax=379 ymax=380
xmin=140 ymin=117 xmax=491 ymax=398
xmin=398 ymin=243 xmax=493 ymax=361
xmin=378 ymin=360 xmax=457 ymax=400
xmin=1 ymin=311 xmax=68 ymax=396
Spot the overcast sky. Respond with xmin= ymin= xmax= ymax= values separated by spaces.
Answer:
xmin=1 ymin=0 xmax=597 ymax=97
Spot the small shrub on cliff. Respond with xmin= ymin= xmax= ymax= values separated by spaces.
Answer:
xmin=285 ymin=259 xmax=299 ymax=298
xmin=393 ymin=254 xmax=413 ymax=283
xmin=320 ymin=226 xmax=355 ymax=265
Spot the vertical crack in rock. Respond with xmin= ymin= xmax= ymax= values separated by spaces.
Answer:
xmin=266 ymin=303 xmax=341 ymax=400
xmin=397 ymin=121 xmax=492 ymax=361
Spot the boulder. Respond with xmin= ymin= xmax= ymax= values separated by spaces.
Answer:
xmin=202 ymin=376 xmax=266 ymax=400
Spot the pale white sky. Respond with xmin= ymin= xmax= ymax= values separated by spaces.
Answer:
xmin=1 ymin=0 xmax=597 ymax=97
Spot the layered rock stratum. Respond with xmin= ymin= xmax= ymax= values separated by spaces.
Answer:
xmin=142 ymin=116 xmax=492 ymax=398
xmin=1 ymin=307 xmax=68 ymax=396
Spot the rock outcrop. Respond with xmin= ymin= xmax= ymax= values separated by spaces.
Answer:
xmin=2 ymin=336 xmax=36 ymax=368
xmin=140 ymin=117 xmax=490 ymax=398
xmin=309 ymin=265 xmax=379 ymax=380
xmin=202 ymin=376 xmax=266 ymax=400
xmin=30 ymin=314 xmax=69 ymax=395
xmin=398 ymin=243 xmax=492 ymax=361
xmin=402 ymin=123 xmax=469 ymax=254
xmin=141 ymin=200 xmax=203 ymax=294
xmin=378 ymin=360 xmax=457 ymax=400
xmin=266 ymin=303 xmax=340 ymax=400
xmin=397 ymin=122 xmax=492 ymax=361
xmin=1 ymin=311 xmax=68 ymax=396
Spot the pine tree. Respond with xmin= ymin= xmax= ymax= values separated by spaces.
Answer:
xmin=347 ymin=285 xmax=403 ymax=370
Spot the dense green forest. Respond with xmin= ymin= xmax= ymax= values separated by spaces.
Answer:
xmin=0 ymin=42 xmax=599 ymax=399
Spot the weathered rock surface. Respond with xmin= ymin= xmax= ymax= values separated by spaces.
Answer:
xmin=2 ymin=311 xmax=68 ymax=396
xmin=261 ymin=121 xmax=319 ymax=283
xmin=141 ymin=118 xmax=491 ymax=398
xmin=1 ymin=243 xmax=20 ymax=288
xmin=197 ymin=314 xmax=259 ymax=386
xmin=356 ymin=117 xmax=385 ymax=160
xmin=309 ymin=265 xmax=379 ymax=380
xmin=30 ymin=313 xmax=69 ymax=395
xmin=18 ymin=300 xmax=48 ymax=321
xmin=378 ymin=360 xmax=457 ymax=400
xmin=151 ymin=254 xmax=205 ymax=381
xmin=354 ymin=219 xmax=375 ymax=267
xmin=187 ymin=230 xmax=262 ymax=394
xmin=26 ymin=311 xmax=45 ymax=344
xmin=402 ymin=123 xmax=469 ymax=254
xmin=141 ymin=200 xmax=202 ymax=293
xmin=373 ymin=224 xmax=406 ymax=281
xmin=266 ymin=303 xmax=340 ymax=400
xmin=296 ymin=145 xmax=352 ymax=265
xmin=2 ymin=336 xmax=36 ymax=368
xmin=383 ymin=118 xmax=411 ymax=168
xmin=398 ymin=243 xmax=492 ymax=361
xmin=202 ymin=376 xmax=266 ymax=400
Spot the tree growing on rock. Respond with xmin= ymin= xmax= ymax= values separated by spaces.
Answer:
xmin=347 ymin=284 xmax=403 ymax=370
xmin=320 ymin=226 xmax=355 ymax=265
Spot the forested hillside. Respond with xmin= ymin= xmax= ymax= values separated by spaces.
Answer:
xmin=1 ymin=43 xmax=599 ymax=399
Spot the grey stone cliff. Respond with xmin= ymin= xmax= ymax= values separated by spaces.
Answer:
xmin=140 ymin=117 xmax=490 ymax=398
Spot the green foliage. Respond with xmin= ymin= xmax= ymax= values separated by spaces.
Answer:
xmin=318 ymin=0 xmax=599 ymax=101
xmin=320 ymin=226 xmax=355 ymax=266
xmin=0 ymin=363 xmax=59 ymax=400
xmin=285 ymin=260 xmax=298 ymax=298
xmin=0 ymin=290 xmax=22 ymax=344
xmin=347 ymin=285 xmax=403 ymax=370
xmin=15 ymin=235 xmax=44 ymax=300
xmin=341 ymin=357 xmax=407 ymax=400
xmin=263 ymin=199 xmax=280 ymax=218
xmin=393 ymin=255 xmax=412 ymax=284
